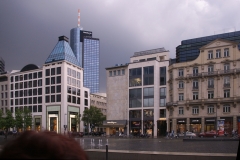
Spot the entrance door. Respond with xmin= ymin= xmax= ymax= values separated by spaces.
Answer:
xmin=49 ymin=114 xmax=58 ymax=132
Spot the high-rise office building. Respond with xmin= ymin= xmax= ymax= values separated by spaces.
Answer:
xmin=70 ymin=10 xmax=99 ymax=93
xmin=0 ymin=57 xmax=5 ymax=73
xmin=176 ymin=31 xmax=240 ymax=63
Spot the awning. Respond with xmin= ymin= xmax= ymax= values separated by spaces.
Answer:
xmin=102 ymin=120 xmax=127 ymax=127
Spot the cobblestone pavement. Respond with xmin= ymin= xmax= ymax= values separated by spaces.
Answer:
xmin=75 ymin=136 xmax=239 ymax=154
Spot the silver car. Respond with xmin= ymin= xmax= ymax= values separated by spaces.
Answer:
xmin=185 ymin=131 xmax=197 ymax=138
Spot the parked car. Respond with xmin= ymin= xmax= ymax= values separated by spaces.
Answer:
xmin=185 ymin=131 xmax=197 ymax=138
xmin=198 ymin=131 xmax=218 ymax=138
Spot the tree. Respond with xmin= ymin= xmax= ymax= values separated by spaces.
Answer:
xmin=0 ymin=109 xmax=5 ymax=129
xmin=15 ymin=109 xmax=24 ymax=131
xmin=4 ymin=109 xmax=15 ymax=132
xmin=81 ymin=106 xmax=106 ymax=133
xmin=23 ymin=108 xmax=32 ymax=131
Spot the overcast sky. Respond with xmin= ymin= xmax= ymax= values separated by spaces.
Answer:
xmin=0 ymin=0 xmax=240 ymax=92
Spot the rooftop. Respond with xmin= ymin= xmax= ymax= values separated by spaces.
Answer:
xmin=132 ymin=48 xmax=168 ymax=57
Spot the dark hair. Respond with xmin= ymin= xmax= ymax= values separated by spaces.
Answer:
xmin=0 ymin=131 xmax=88 ymax=160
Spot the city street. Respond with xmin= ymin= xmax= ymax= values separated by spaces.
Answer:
xmin=75 ymin=136 xmax=239 ymax=154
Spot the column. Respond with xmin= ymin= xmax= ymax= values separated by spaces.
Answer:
xmin=172 ymin=118 xmax=176 ymax=132
xmin=233 ymin=115 xmax=237 ymax=131
xmin=186 ymin=118 xmax=190 ymax=131
xmin=201 ymin=117 xmax=205 ymax=132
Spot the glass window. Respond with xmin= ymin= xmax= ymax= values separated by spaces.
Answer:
xmin=143 ymin=87 xmax=154 ymax=107
xmin=179 ymin=81 xmax=184 ymax=88
xmin=208 ymin=51 xmax=213 ymax=59
xmin=160 ymin=109 xmax=166 ymax=118
xmin=77 ymin=89 xmax=80 ymax=96
xmin=193 ymin=92 xmax=198 ymax=100
xmin=129 ymin=68 xmax=142 ymax=87
xmin=15 ymin=83 xmax=18 ymax=90
xmin=45 ymin=69 xmax=50 ymax=76
xmin=179 ymin=69 xmax=184 ymax=77
xmin=46 ymin=78 xmax=50 ymax=85
xmin=84 ymin=99 xmax=88 ymax=106
xmin=192 ymin=106 xmax=199 ymax=114
xmin=72 ymin=70 xmax=76 ymax=78
xmin=129 ymin=110 xmax=141 ymax=118
xmin=51 ymin=77 xmax=55 ymax=84
xmin=28 ymin=81 xmax=32 ymax=88
xmin=51 ymin=86 xmax=55 ymax=93
xmin=208 ymin=78 xmax=214 ymax=88
xmin=28 ymin=97 xmax=32 ymax=104
xmin=45 ymin=96 xmax=50 ymax=103
xmin=224 ymin=89 xmax=230 ymax=98
xmin=129 ymin=88 xmax=142 ymax=108
xmin=67 ymin=68 xmax=71 ymax=76
xmin=29 ymin=73 xmax=32 ymax=79
xmin=122 ymin=69 xmax=125 ymax=75
xmin=193 ymin=80 xmax=198 ymax=89
xmin=56 ymin=76 xmax=61 ymax=84
xmin=160 ymin=99 xmax=166 ymax=107
xmin=67 ymin=86 xmax=71 ymax=94
xmin=68 ymin=95 xmax=71 ymax=103
xmin=179 ymin=107 xmax=184 ymax=115
xmin=51 ymin=95 xmax=55 ymax=102
xmin=72 ymin=96 xmax=76 ymax=103
xmin=38 ymin=88 xmax=42 ymax=95
xmin=28 ymin=89 xmax=32 ymax=96
xmin=33 ymin=97 xmax=37 ymax=104
xmin=85 ymin=91 xmax=88 ymax=98
xmin=224 ymin=48 xmax=229 ymax=57
xmin=77 ymin=97 xmax=80 ymax=104
xmin=51 ymin=68 xmax=55 ymax=75
xmin=45 ymin=87 xmax=50 ymax=94
xmin=223 ymin=105 xmax=230 ymax=113
xmin=11 ymin=76 xmax=14 ymax=82
xmin=38 ymin=105 xmax=42 ymax=112
xmin=72 ymin=87 xmax=76 ymax=95
xmin=208 ymin=106 xmax=214 ymax=113
xmin=57 ymin=67 xmax=61 ymax=75
xmin=38 ymin=80 xmax=42 ymax=86
xmin=38 ymin=97 xmax=42 ymax=103
xmin=19 ymin=75 xmax=23 ymax=81
xmin=216 ymin=49 xmax=221 ymax=58
xmin=33 ymin=106 xmax=37 ymax=112
xmin=56 ymin=94 xmax=61 ymax=102
xmin=33 ymin=72 xmax=37 ymax=79
xmin=160 ymin=67 xmax=166 ymax=85
xmin=208 ymin=91 xmax=214 ymax=99
xmin=77 ymin=72 xmax=80 ymax=79
xmin=33 ymin=80 xmax=37 ymax=87
xmin=144 ymin=66 xmax=154 ymax=85
xmin=160 ymin=88 xmax=166 ymax=97
xmin=15 ymin=76 xmax=19 ymax=82
xmin=24 ymin=74 xmax=28 ymax=80
xmin=56 ymin=85 xmax=61 ymax=93
xmin=38 ymin=72 xmax=42 ymax=78
xmin=179 ymin=93 xmax=184 ymax=101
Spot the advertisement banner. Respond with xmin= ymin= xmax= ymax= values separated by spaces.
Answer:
xmin=217 ymin=120 xmax=224 ymax=136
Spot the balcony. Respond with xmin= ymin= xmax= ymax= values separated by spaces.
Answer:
xmin=192 ymin=86 xmax=199 ymax=90
xmin=188 ymin=73 xmax=202 ymax=78
xmin=223 ymin=83 xmax=230 ymax=88
xmin=166 ymin=101 xmax=178 ymax=107
xmin=208 ymin=85 xmax=214 ymax=89
xmin=201 ymin=71 xmax=218 ymax=77
xmin=219 ymin=69 xmax=234 ymax=75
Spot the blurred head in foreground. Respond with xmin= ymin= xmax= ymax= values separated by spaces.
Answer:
xmin=0 ymin=131 xmax=88 ymax=160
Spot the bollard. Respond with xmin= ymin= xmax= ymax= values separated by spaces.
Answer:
xmin=106 ymin=144 xmax=108 ymax=160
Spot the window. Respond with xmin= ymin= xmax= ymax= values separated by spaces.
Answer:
xmin=51 ymin=95 xmax=55 ymax=102
xmin=224 ymin=89 xmax=230 ymax=98
xmin=38 ymin=80 xmax=42 ymax=86
xmin=68 ymin=95 xmax=71 ymax=103
xmin=179 ymin=107 xmax=184 ymax=115
xmin=38 ymin=88 xmax=42 ymax=95
xmin=216 ymin=49 xmax=221 ymax=58
xmin=144 ymin=66 xmax=154 ymax=85
xmin=160 ymin=99 xmax=166 ymax=107
xmin=67 ymin=68 xmax=71 ymax=76
xmin=51 ymin=86 xmax=55 ymax=93
xmin=5 ymin=92 xmax=7 ymax=98
xmin=45 ymin=69 xmax=50 ymax=76
xmin=57 ymin=67 xmax=61 ymax=74
xmin=224 ymin=76 xmax=230 ymax=88
xmin=208 ymin=51 xmax=213 ymax=59
xmin=179 ymin=81 xmax=184 ymax=88
xmin=57 ymin=76 xmax=61 ymax=84
xmin=72 ymin=70 xmax=76 ymax=78
xmin=193 ymin=80 xmax=198 ymax=89
xmin=109 ymin=71 xmax=112 ymax=77
xmin=38 ymin=97 xmax=42 ymax=103
xmin=143 ymin=87 xmax=154 ymax=107
xmin=122 ymin=69 xmax=125 ymax=75
xmin=160 ymin=109 xmax=166 ymax=118
xmin=51 ymin=68 xmax=55 ymax=75
xmin=192 ymin=106 xmax=199 ymax=114
xmin=33 ymin=72 xmax=37 ymax=79
xmin=179 ymin=93 xmax=184 ymax=101
xmin=38 ymin=105 xmax=42 ymax=112
xmin=45 ymin=87 xmax=50 ymax=94
xmin=77 ymin=89 xmax=80 ymax=96
xmin=113 ymin=71 xmax=116 ymax=76
xmin=117 ymin=70 xmax=120 ymax=75
xmin=208 ymin=91 xmax=214 ymax=99
xmin=179 ymin=69 xmax=184 ymax=77
xmin=46 ymin=78 xmax=50 ymax=85
xmin=224 ymin=64 xmax=230 ymax=72
xmin=56 ymin=94 xmax=61 ymax=102
xmin=224 ymin=48 xmax=229 ymax=57
xmin=5 ymin=85 xmax=7 ymax=90
xmin=24 ymin=74 xmax=28 ymax=80
xmin=33 ymin=106 xmax=37 ymax=112
xmin=129 ymin=68 xmax=142 ymax=87
xmin=77 ymin=72 xmax=80 ymax=79
xmin=193 ymin=92 xmax=198 ymax=100
xmin=208 ymin=78 xmax=214 ymax=88
xmin=84 ymin=91 xmax=88 ymax=98
xmin=193 ymin=67 xmax=198 ymax=76
xmin=223 ymin=105 xmax=230 ymax=113
xmin=208 ymin=106 xmax=214 ymax=113
xmin=51 ymin=77 xmax=55 ymax=84
xmin=38 ymin=72 xmax=42 ymax=78
xmin=208 ymin=65 xmax=214 ymax=74
xmin=129 ymin=88 xmax=142 ymax=108
xmin=160 ymin=67 xmax=166 ymax=85
xmin=84 ymin=99 xmax=88 ymax=106
xmin=56 ymin=85 xmax=61 ymax=93
xmin=67 ymin=77 xmax=71 ymax=85
xmin=46 ymin=96 xmax=50 ymax=103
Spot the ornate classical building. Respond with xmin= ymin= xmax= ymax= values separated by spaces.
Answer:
xmin=167 ymin=39 xmax=240 ymax=135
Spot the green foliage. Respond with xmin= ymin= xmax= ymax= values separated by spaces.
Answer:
xmin=23 ymin=108 xmax=32 ymax=130
xmin=15 ymin=109 xmax=24 ymax=130
xmin=4 ymin=109 xmax=15 ymax=131
xmin=0 ymin=109 xmax=5 ymax=129
xmin=81 ymin=106 xmax=106 ymax=132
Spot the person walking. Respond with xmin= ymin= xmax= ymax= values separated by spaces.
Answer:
xmin=171 ymin=130 xmax=174 ymax=139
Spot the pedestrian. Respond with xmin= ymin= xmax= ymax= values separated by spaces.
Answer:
xmin=232 ymin=129 xmax=235 ymax=137
xmin=171 ymin=130 xmax=174 ymax=139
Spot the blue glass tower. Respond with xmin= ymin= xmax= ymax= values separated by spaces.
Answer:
xmin=70 ymin=28 xmax=99 ymax=93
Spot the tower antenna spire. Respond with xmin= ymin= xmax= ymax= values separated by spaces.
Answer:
xmin=78 ymin=9 xmax=80 ymax=27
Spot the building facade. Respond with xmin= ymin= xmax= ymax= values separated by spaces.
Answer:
xmin=0 ymin=57 xmax=5 ymax=73
xmin=105 ymin=48 xmax=169 ymax=137
xmin=0 ymin=36 xmax=90 ymax=133
xmin=90 ymin=93 xmax=107 ymax=132
xmin=70 ymin=27 xmax=99 ymax=93
xmin=176 ymin=30 xmax=240 ymax=63
xmin=167 ymin=39 xmax=240 ymax=135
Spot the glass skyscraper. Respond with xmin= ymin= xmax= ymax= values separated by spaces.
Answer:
xmin=0 ymin=57 xmax=5 ymax=73
xmin=176 ymin=31 xmax=240 ymax=63
xmin=70 ymin=28 xmax=99 ymax=93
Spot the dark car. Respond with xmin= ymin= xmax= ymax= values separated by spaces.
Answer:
xmin=198 ymin=131 xmax=218 ymax=138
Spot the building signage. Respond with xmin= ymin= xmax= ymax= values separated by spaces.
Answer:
xmin=107 ymin=121 xmax=117 ymax=124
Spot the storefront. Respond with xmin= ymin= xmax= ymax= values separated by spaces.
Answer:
xmin=34 ymin=115 xmax=42 ymax=132
xmin=46 ymin=106 xmax=60 ymax=133
xmin=102 ymin=120 xmax=127 ymax=136
xmin=177 ymin=119 xmax=186 ymax=133
xmin=220 ymin=117 xmax=233 ymax=135
xmin=190 ymin=118 xmax=201 ymax=133
xmin=205 ymin=118 xmax=216 ymax=131
xmin=130 ymin=121 xmax=141 ymax=136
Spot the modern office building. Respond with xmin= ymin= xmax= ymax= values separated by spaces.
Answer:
xmin=105 ymin=48 xmax=169 ymax=137
xmin=0 ymin=57 xmax=5 ymax=73
xmin=167 ymin=39 xmax=240 ymax=135
xmin=70 ymin=12 xmax=100 ymax=93
xmin=0 ymin=36 xmax=90 ymax=133
xmin=176 ymin=30 xmax=240 ymax=63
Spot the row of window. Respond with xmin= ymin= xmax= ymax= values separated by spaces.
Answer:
xmin=129 ymin=87 xmax=166 ymax=108
xmin=208 ymin=48 xmax=229 ymax=59
xmin=67 ymin=68 xmax=81 ymax=79
xmin=12 ymin=105 xmax=42 ymax=113
xmin=67 ymin=77 xmax=81 ymax=88
xmin=178 ymin=89 xmax=230 ymax=101
xmin=11 ymin=88 xmax=43 ymax=97
xmin=1 ymin=92 xmax=7 ymax=99
xmin=1 ymin=85 xmax=7 ymax=91
xmin=177 ymin=105 xmax=231 ymax=115
xmin=11 ymin=97 xmax=42 ymax=105
xmin=11 ymin=80 xmax=42 ymax=90
xmin=177 ymin=76 xmax=231 ymax=89
xmin=109 ymin=69 xmax=125 ymax=77
xmin=129 ymin=109 xmax=166 ymax=119
xmin=11 ymin=72 xmax=43 ymax=82
xmin=178 ymin=63 xmax=230 ymax=77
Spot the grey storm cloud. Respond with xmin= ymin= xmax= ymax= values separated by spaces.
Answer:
xmin=0 ymin=0 xmax=240 ymax=92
